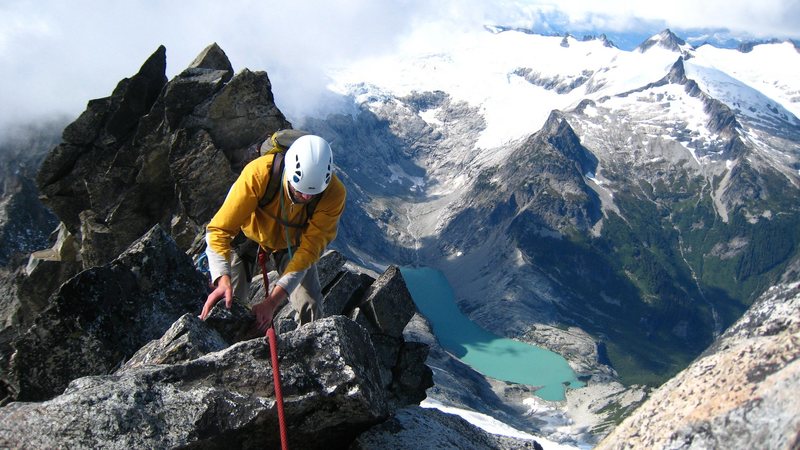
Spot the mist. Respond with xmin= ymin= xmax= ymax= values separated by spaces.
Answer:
xmin=1 ymin=0 xmax=798 ymax=136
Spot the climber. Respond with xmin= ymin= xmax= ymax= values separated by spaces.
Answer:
xmin=199 ymin=134 xmax=346 ymax=331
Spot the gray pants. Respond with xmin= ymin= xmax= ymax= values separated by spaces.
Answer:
xmin=230 ymin=240 xmax=321 ymax=325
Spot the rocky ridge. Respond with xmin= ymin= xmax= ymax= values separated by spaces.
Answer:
xmin=0 ymin=227 xmax=432 ymax=448
xmin=0 ymin=43 xmax=547 ymax=449
xmin=35 ymin=43 xmax=289 ymax=269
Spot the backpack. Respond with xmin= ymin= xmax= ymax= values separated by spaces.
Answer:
xmin=257 ymin=129 xmax=322 ymax=227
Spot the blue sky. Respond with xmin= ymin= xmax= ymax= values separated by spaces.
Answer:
xmin=1 ymin=0 xmax=798 ymax=132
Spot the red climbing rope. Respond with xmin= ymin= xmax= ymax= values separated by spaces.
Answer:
xmin=258 ymin=248 xmax=289 ymax=450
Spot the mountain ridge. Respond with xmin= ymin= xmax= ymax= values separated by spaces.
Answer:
xmin=320 ymin=25 xmax=800 ymax=388
xmin=0 ymin=27 xmax=798 ymax=447
xmin=487 ymin=23 xmax=800 ymax=53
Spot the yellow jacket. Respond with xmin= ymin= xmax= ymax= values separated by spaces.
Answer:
xmin=205 ymin=153 xmax=346 ymax=285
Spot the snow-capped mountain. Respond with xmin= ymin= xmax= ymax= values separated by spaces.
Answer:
xmin=635 ymin=29 xmax=693 ymax=55
xmin=307 ymin=27 xmax=800 ymax=392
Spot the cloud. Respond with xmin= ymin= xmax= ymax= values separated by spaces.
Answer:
xmin=0 ymin=0 xmax=437 ymax=127
xmin=503 ymin=0 xmax=800 ymax=37
xmin=0 ymin=0 xmax=798 ymax=131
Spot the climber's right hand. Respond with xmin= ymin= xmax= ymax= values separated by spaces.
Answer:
xmin=200 ymin=274 xmax=232 ymax=320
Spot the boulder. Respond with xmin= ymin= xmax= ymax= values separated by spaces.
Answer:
xmin=391 ymin=341 xmax=433 ymax=406
xmin=183 ymin=68 xmax=291 ymax=169
xmin=2 ymin=225 xmax=207 ymax=401
xmin=345 ymin=265 xmax=431 ymax=406
xmin=350 ymin=265 xmax=416 ymax=339
xmin=317 ymin=249 xmax=347 ymax=289
xmin=159 ymin=43 xmax=233 ymax=129
xmin=119 ymin=313 xmax=229 ymax=370
xmin=323 ymin=270 xmax=372 ymax=317
xmin=188 ymin=42 xmax=235 ymax=75
xmin=0 ymin=316 xmax=389 ymax=450
xmin=230 ymin=258 xmax=432 ymax=409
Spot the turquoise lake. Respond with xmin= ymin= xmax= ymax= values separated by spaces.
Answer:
xmin=401 ymin=267 xmax=585 ymax=401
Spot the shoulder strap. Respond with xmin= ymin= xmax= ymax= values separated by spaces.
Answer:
xmin=305 ymin=193 xmax=322 ymax=220
xmin=259 ymin=152 xmax=285 ymax=208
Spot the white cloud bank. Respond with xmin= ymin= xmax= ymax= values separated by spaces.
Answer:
xmin=1 ymin=0 xmax=798 ymax=130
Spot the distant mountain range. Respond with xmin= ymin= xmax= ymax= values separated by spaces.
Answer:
xmin=488 ymin=22 xmax=800 ymax=51
xmin=306 ymin=26 xmax=800 ymax=389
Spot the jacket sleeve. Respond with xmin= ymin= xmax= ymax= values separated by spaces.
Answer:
xmin=280 ymin=175 xmax=346 ymax=279
xmin=205 ymin=160 xmax=266 ymax=284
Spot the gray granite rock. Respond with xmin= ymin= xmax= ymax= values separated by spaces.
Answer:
xmin=0 ymin=316 xmax=388 ymax=450
xmin=2 ymin=225 xmax=206 ymax=401
xmin=596 ymin=281 xmax=800 ymax=450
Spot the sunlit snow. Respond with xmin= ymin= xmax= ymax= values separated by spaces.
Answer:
xmin=422 ymin=398 xmax=592 ymax=449
xmin=327 ymin=27 xmax=800 ymax=156
xmin=693 ymin=42 xmax=800 ymax=119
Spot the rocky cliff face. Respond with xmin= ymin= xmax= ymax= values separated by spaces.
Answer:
xmin=1 ymin=44 xmax=294 ymax=405
xmin=596 ymin=274 xmax=800 ymax=450
xmin=3 ymin=225 xmax=207 ymax=401
xmin=0 ymin=120 xmax=64 ymax=269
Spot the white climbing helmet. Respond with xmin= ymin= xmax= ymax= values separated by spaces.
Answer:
xmin=284 ymin=135 xmax=333 ymax=195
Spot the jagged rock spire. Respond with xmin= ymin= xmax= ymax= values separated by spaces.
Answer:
xmin=35 ymin=43 xmax=290 ymax=267
xmin=188 ymin=42 xmax=234 ymax=77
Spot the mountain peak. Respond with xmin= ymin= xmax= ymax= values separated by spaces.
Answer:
xmin=578 ymin=33 xmax=617 ymax=48
xmin=637 ymin=29 xmax=693 ymax=54
xmin=596 ymin=33 xmax=617 ymax=48
xmin=187 ymin=42 xmax=234 ymax=79
xmin=737 ymin=38 xmax=794 ymax=53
